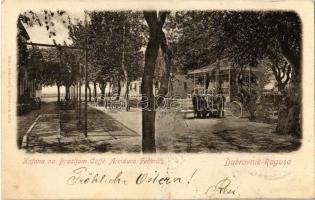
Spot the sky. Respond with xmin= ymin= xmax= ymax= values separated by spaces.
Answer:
xmin=24 ymin=10 xmax=85 ymax=45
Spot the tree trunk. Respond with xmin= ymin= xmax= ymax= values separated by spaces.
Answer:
xmin=141 ymin=11 xmax=168 ymax=153
xmin=76 ymin=82 xmax=79 ymax=119
xmin=73 ymin=84 xmax=76 ymax=111
xmin=73 ymin=84 xmax=76 ymax=100
xmin=121 ymin=24 xmax=130 ymax=111
xmin=276 ymin=43 xmax=301 ymax=138
xmin=126 ymin=81 xmax=130 ymax=111
xmin=65 ymin=84 xmax=70 ymax=100
xmin=153 ymin=43 xmax=172 ymax=107
xmin=87 ymin=84 xmax=92 ymax=102
xmin=99 ymin=81 xmax=106 ymax=99
xmin=116 ymin=80 xmax=121 ymax=100
xmin=277 ymin=84 xmax=285 ymax=94
xmin=108 ymin=82 xmax=111 ymax=97
xmin=276 ymin=77 xmax=301 ymax=137
xmin=270 ymin=59 xmax=291 ymax=94
xmin=57 ymin=84 xmax=61 ymax=103
xmin=93 ymin=81 xmax=97 ymax=98
xmin=156 ymin=31 xmax=172 ymax=106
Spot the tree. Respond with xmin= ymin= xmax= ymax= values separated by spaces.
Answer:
xmin=68 ymin=11 xmax=145 ymax=103
xmin=28 ymin=47 xmax=80 ymax=102
xmin=215 ymin=11 xmax=301 ymax=136
xmin=39 ymin=48 xmax=64 ymax=102
xmin=260 ymin=56 xmax=291 ymax=93
xmin=141 ymin=11 xmax=171 ymax=152
xmin=173 ymin=11 xmax=301 ymax=137
xmin=116 ymin=12 xmax=145 ymax=109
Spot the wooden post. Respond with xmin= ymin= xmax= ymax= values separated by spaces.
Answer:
xmin=211 ymin=87 xmax=214 ymax=110
xmin=76 ymin=82 xmax=79 ymax=119
xmin=228 ymin=65 xmax=231 ymax=103
xmin=214 ymin=70 xmax=216 ymax=89
xmin=249 ymin=66 xmax=251 ymax=94
xmin=84 ymin=48 xmax=88 ymax=137
xmin=73 ymin=84 xmax=76 ymax=115
xmin=194 ymin=74 xmax=196 ymax=91
xmin=78 ymin=71 xmax=81 ymax=126
xmin=204 ymin=74 xmax=206 ymax=93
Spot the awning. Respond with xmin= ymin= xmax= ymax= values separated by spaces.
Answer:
xmin=187 ymin=65 xmax=216 ymax=75
xmin=187 ymin=61 xmax=258 ymax=75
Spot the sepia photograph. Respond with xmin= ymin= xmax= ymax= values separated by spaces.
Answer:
xmin=3 ymin=1 xmax=315 ymax=199
xmin=17 ymin=10 xmax=302 ymax=153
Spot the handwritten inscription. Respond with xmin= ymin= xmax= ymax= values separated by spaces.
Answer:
xmin=136 ymin=171 xmax=182 ymax=185
xmin=66 ymin=167 xmax=187 ymax=186
xmin=20 ymin=156 xmax=296 ymax=198
xmin=65 ymin=167 xmax=238 ymax=197
xmin=205 ymin=177 xmax=237 ymax=197
xmin=21 ymin=156 xmax=248 ymax=198
xmin=67 ymin=167 xmax=127 ymax=185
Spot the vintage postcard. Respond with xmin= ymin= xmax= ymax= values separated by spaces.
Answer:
xmin=1 ymin=0 xmax=315 ymax=199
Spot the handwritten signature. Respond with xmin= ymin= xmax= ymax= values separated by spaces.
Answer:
xmin=205 ymin=177 xmax=238 ymax=197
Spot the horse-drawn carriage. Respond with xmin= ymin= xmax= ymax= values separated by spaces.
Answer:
xmin=187 ymin=61 xmax=282 ymax=121
xmin=187 ymin=59 xmax=257 ymax=119
xmin=191 ymin=89 xmax=225 ymax=118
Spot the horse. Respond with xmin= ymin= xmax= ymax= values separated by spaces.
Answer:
xmin=212 ymin=93 xmax=225 ymax=117
xmin=192 ymin=90 xmax=226 ymax=118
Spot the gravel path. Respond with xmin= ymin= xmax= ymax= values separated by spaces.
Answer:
xmin=19 ymin=102 xmax=301 ymax=153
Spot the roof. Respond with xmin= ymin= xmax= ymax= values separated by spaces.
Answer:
xmin=187 ymin=65 xmax=231 ymax=75
xmin=187 ymin=60 xmax=258 ymax=75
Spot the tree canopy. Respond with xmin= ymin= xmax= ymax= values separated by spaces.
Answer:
xmin=173 ymin=11 xmax=301 ymax=74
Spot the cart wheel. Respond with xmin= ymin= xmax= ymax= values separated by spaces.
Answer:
xmin=230 ymin=101 xmax=243 ymax=118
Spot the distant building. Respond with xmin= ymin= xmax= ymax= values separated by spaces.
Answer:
xmin=128 ymin=79 xmax=142 ymax=97
xmin=167 ymin=73 xmax=194 ymax=98
xmin=115 ymin=73 xmax=194 ymax=99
